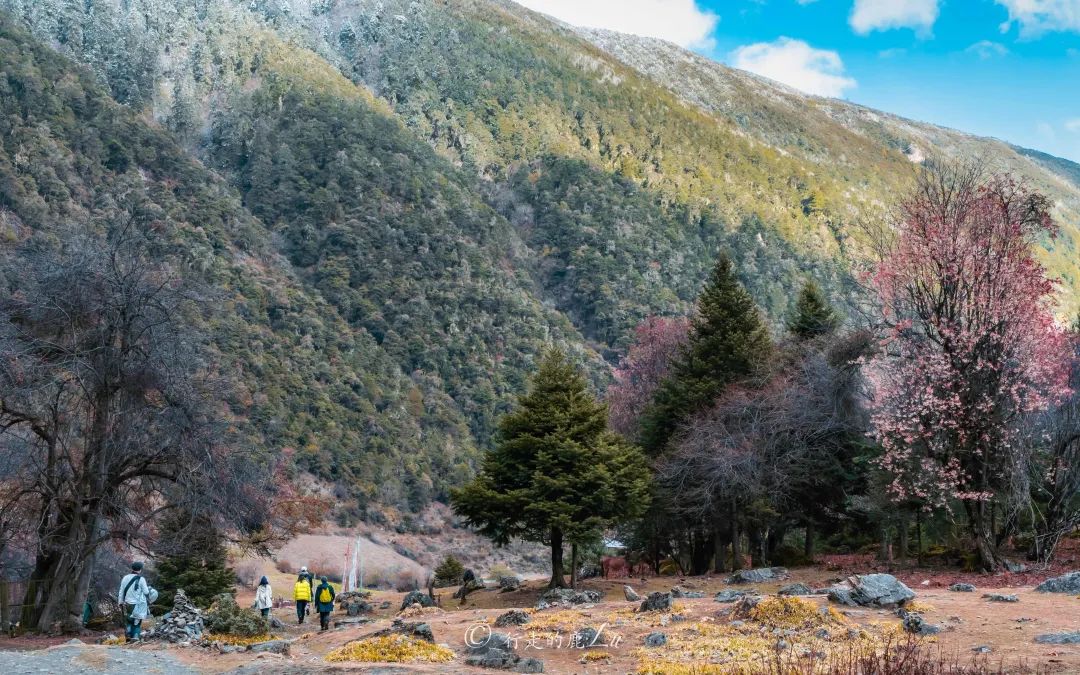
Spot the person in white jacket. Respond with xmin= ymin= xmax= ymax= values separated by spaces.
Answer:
xmin=117 ymin=561 xmax=157 ymax=641
xmin=255 ymin=576 xmax=273 ymax=618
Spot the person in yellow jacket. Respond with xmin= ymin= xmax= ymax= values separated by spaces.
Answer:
xmin=293 ymin=573 xmax=312 ymax=624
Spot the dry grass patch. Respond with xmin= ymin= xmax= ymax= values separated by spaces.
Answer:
xmin=206 ymin=633 xmax=275 ymax=646
xmin=325 ymin=635 xmax=454 ymax=664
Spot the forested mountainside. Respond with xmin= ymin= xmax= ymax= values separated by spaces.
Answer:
xmin=4 ymin=0 xmax=1080 ymax=519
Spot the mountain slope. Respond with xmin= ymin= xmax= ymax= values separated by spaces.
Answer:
xmin=0 ymin=13 xmax=483 ymax=517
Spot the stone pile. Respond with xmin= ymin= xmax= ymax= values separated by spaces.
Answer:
xmin=498 ymin=576 xmax=522 ymax=592
xmin=464 ymin=630 xmax=544 ymax=672
xmin=143 ymin=589 xmax=204 ymax=643
xmin=337 ymin=591 xmax=373 ymax=616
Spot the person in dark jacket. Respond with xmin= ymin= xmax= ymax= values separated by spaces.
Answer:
xmin=313 ymin=576 xmax=336 ymax=631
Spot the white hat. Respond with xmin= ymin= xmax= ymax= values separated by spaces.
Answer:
xmin=300 ymin=566 xmax=308 ymax=573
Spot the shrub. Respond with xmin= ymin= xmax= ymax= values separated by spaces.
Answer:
xmin=202 ymin=593 xmax=267 ymax=637
xmin=275 ymin=558 xmax=295 ymax=574
xmin=488 ymin=563 xmax=515 ymax=580
xmin=433 ymin=555 xmax=465 ymax=587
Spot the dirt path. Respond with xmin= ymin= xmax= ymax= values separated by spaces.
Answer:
xmin=0 ymin=639 xmax=197 ymax=674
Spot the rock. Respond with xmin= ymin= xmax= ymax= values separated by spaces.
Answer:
xmin=494 ymin=610 xmax=531 ymax=627
xmin=346 ymin=600 xmax=373 ymax=616
xmin=514 ymin=657 xmax=545 ymax=673
xmin=1004 ymin=560 xmax=1027 ymax=573
xmin=219 ymin=645 xmax=239 ymax=654
xmin=1035 ymin=571 xmax=1080 ymax=594
xmin=643 ymin=632 xmax=667 ymax=647
xmin=778 ymin=583 xmax=813 ymax=596
xmin=972 ymin=645 xmax=992 ymax=654
xmin=268 ymin=616 xmax=284 ymax=629
xmin=949 ymin=583 xmax=976 ymax=592
xmin=814 ymin=628 xmax=830 ymax=640
xmin=498 ymin=576 xmax=522 ymax=592
xmin=573 ymin=626 xmax=601 ymax=648
xmin=248 ymin=639 xmax=291 ymax=655
xmin=830 ymin=575 xmax=915 ymax=608
xmin=623 ymin=585 xmax=640 ymax=602
xmin=639 ymin=592 xmax=673 ymax=612
xmin=727 ymin=567 xmax=789 ymax=584
xmin=469 ymin=631 xmax=516 ymax=656
xmin=333 ymin=617 xmax=375 ymax=628
xmin=982 ymin=594 xmax=1018 ymax=603
xmin=714 ymin=589 xmax=756 ymax=603
xmin=379 ymin=600 xmax=391 ymax=609
xmin=827 ymin=587 xmax=856 ymax=607
xmin=63 ymin=638 xmax=84 ymax=646
xmin=901 ymin=613 xmax=942 ymax=636
xmin=400 ymin=590 xmax=435 ymax=611
xmin=1034 ymin=632 xmax=1080 ymax=644
xmin=536 ymin=588 xmax=600 ymax=609
xmin=670 ymin=585 xmax=704 ymax=599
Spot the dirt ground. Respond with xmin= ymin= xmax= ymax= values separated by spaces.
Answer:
xmin=4 ymin=565 xmax=1077 ymax=674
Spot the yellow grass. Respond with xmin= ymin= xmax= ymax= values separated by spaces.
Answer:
xmin=207 ymin=633 xmax=275 ymax=646
xmin=325 ymin=635 xmax=454 ymax=664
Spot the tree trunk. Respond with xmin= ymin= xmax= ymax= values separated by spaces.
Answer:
xmin=570 ymin=543 xmax=578 ymax=589
xmin=730 ymin=504 xmax=743 ymax=571
xmin=898 ymin=513 xmax=909 ymax=564
xmin=713 ymin=524 xmax=728 ymax=574
xmin=748 ymin=530 xmax=761 ymax=568
xmin=878 ymin=525 xmax=891 ymax=562
xmin=803 ymin=523 xmax=814 ymax=561
xmin=548 ymin=527 xmax=567 ymax=588
xmin=916 ymin=512 xmax=924 ymax=567
xmin=965 ymin=500 xmax=1005 ymax=572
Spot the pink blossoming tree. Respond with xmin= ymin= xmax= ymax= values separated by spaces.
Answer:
xmin=605 ymin=315 xmax=691 ymax=441
xmin=868 ymin=162 xmax=1071 ymax=571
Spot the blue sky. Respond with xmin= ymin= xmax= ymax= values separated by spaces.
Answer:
xmin=515 ymin=1 xmax=1080 ymax=163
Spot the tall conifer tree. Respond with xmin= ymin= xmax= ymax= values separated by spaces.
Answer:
xmin=640 ymin=253 xmax=772 ymax=453
xmin=787 ymin=280 xmax=840 ymax=340
xmin=452 ymin=349 xmax=650 ymax=588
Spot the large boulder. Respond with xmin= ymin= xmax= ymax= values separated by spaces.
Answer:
xmin=777 ymin=583 xmax=813 ymax=596
xmin=400 ymin=589 xmax=435 ymax=611
xmin=829 ymin=575 xmax=914 ymax=608
xmin=498 ymin=576 xmax=523 ymax=593
xmin=644 ymin=632 xmax=667 ymax=647
xmin=714 ymin=589 xmax=757 ymax=603
xmin=727 ymin=567 xmax=789 ymax=584
xmin=536 ymin=588 xmax=600 ymax=609
xmin=901 ymin=614 xmax=942 ymax=636
xmin=465 ymin=631 xmax=544 ymax=672
xmin=1035 ymin=571 xmax=1080 ymax=594
xmin=639 ymin=592 xmax=673 ymax=612
xmin=623 ymin=585 xmax=641 ymax=602
xmin=494 ymin=610 xmax=531 ymax=627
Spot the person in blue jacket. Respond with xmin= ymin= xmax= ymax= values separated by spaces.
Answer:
xmin=313 ymin=576 xmax=336 ymax=631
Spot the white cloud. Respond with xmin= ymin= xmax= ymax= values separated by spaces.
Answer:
xmin=850 ymin=0 xmax=939 ymax=34
xmin=965 ymin=40 xmax=1009 ymax=58
xmin=996 ymin=0 xmax=1080 ymax=36
xmin=730 ymin=37 xmax=857 ymax=97
xmin=512 ymin=0 xmax=719 ymax=48
xmin=878 ymin=47 xmax=908 ymax=58
xmin=1065 ymin=118 xmax=1080 ymax=133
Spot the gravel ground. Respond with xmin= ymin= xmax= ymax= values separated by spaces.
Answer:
xmin=0 ymin=640 xmax=197 ymax=675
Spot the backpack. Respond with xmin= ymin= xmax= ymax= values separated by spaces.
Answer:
xmin=318 ymin=586 xmax=332 ymax=603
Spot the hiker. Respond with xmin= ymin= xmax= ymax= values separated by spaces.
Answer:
xmin=299 ymin=566 xmax=314 ymax=616
xmin=314 ymin=576 xmax=336 ymax=631
xmin=255 ymin=576 xmax=273 ymax=618
xmin=293 ymin=573 xmax=312 ymax=624
xmin=118 ymin=561 xmax=158 ymax=641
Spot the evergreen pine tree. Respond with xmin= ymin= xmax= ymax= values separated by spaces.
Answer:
xmin=451 ymin=349 xmax=651 ymax=588
xmin=152 ymin=511 xmax=235 ymax=611
xmin=787 ymin=280 xmax=839 ymax=340
xmin=640 ymin=253 xmax=772 ymax=453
